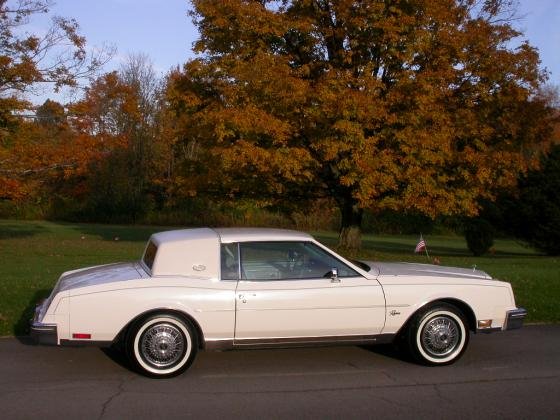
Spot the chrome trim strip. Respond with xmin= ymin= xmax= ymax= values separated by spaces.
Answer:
xmin=30 ymin=322 xmax=57 ymax=332
xmin=204 ymin=334 xmax=396 ymax=351
xmin=237 ymin=305 xmax=386 ymax=312
xmin=204 ymin=339 xmax=234 ymax=351
xmin=231 ymin=334 xmax=395 ymax=349
xmin=507 ymin=308 xmax=528 ymax=318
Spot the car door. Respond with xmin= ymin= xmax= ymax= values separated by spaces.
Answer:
xmin=227 ymin=241 xmax=386 ymax=342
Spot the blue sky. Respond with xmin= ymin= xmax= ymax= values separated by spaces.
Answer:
xmin=30 ymin=0 xmax=560 ymax=103
xmin=39 ymin=0 xmax=197 ymax=73
xmin=515 ymin=0 xmax=560 ymax=86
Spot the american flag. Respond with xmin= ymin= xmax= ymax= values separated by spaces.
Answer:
xmin=415 ymin=238 xmax=426 ymax=253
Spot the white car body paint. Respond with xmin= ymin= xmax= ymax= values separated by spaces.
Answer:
xmin=34 ymin=228 xmax=520 ymax=349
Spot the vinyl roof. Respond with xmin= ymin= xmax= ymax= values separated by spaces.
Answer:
xmin=213 ymin=227 xmax=312 ymax=243
xmin=150 ymin=227 xmax=313 ymax=245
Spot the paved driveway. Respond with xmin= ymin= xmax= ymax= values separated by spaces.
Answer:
xmin=1 ymin=325 xmax=559 ymax=419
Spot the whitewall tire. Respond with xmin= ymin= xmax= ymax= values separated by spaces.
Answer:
xmin=406 ymin=304 xmax=469 ymax=365
xmin=126 ymin=314 xmax=198 ymax=378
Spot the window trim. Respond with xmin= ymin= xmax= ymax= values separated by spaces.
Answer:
xmin=220 ymin=243 xmax=240 ymax=281
xmin=237 ymin=242 xmax=242 ymax=280
xmin=142 ymin=240 xmax=158 ymax=273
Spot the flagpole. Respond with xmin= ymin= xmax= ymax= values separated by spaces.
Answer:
xmin=420 ymin=233 xmax=430 ymax=260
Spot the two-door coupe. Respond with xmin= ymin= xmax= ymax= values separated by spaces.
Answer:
xmin=31 ymin=228 xmax=526 ymax=377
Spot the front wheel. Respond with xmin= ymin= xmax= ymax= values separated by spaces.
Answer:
xmin=126 ymin=314 xmax=198 ymax=378
xmin=405 ymin=304 xmax=469 ymax=365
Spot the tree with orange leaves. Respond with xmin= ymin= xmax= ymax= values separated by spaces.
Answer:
xmin=169 ymin=0 xmax=552 ymax=249
xmin=66 ymin=56 xmax=169 ymax=222
xmin=0 ymin=0 xmax=112 ymax=201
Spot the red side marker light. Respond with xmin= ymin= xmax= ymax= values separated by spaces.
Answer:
xmin=72 ymin=333 xmax=91 ymax=339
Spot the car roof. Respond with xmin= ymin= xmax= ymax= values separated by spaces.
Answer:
xmin=150 ymin=227 xmax=314 ymax=245
xmin=151 ymin=228 xmax=217 ymax=244
xmin=213 ymin=227 xmax=313 ymax=243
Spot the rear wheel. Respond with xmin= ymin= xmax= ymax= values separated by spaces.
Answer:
xmin=126 ymin=314 xmax=198 ymax=378
xmin=405 ymin=304 xmax=469 ymax=365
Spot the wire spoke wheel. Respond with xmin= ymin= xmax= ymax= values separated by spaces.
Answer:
xmin=420 ymin=316 xmax=460 ymax=357
xmin=407 ymin=304 xmax=469 ymax=365
xmin=127 ymin=314 xmax=198 ymax=377
xmin=140 ymin=323 xmax=185 ymax=368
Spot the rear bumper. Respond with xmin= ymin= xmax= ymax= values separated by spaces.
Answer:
xmin=30 ymin=321 xmax=58 ymax=345
xmin=29 ymin=302 xmax=58 ymax=345
xmin=505 ymin=307 xmax=527 ymax=330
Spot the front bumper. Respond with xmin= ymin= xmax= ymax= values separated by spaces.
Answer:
xmin=30 ymin=302 xmax=57 ymax=345
xmin=505 ymin=307 xmax=527 ymax=330
xmin=477 ymin=307 xmax=527 ymax=333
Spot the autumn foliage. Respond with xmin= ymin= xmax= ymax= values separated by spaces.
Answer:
xmin=1 ymin=0 xmax=558 ymax=250
xmin=0 ymin=0 xmax=111 ymax=202
xmin=161 ymin=0 xmax=553 ymax=248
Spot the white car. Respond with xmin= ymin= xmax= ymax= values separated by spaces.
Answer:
xmin=31 ymin=228 xmax=526 ymax=377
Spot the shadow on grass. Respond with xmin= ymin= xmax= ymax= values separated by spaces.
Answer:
xmin=0 ymin=222 xmax=47 ymax=240
xmin=15 ymin=288 xmax=52 ymax=340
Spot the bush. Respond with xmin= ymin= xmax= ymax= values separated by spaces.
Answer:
xmin=483 ymin=145 xmax=560 ymax=255
xmin=464 ymin=218 xmax=495 ymax=256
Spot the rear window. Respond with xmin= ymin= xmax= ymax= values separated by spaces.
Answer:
xmin=143 ymin=241 xmax=158 ymax=270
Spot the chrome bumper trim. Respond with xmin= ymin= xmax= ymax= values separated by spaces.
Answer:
xmin=505 ymin=307 xmax=527 ymax=331
xmin=30 ymin=321 xmax=58 ymax=345
xmin=30 ymin=302 xmax=58 ymax=345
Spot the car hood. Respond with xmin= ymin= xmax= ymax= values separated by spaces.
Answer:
xmin=54 ymin=262 xmax=145 ymax=293
xmin=363 ymin=261 xmax=492 ymax=280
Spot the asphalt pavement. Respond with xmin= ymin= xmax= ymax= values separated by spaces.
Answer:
xmin=1 ymin=324 xmax=559 ymax=419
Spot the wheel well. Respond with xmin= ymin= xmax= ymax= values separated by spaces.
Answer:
xmin=115 ymin=309 xmax=205 ymax=349
xmin=437 ymin=298 xmax=477 ymax=332
xmin=397 ymin=298 xmax=477 ymax=337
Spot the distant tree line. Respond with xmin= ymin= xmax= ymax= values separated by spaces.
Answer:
xmin=1 ymin=0 xmax=559 ymax=254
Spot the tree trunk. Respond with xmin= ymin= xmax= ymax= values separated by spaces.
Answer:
xmin=338 ymin=198 xmax=363 ymax=251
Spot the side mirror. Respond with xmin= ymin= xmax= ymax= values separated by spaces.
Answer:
xmin=330 ymin=267 xmax=340 ymax=283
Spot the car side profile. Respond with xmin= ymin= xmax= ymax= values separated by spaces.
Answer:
xmin=31 ymin=228 xmax=526 ymax=377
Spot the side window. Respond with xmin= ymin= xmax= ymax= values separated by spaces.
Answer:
xmin=239 ymin=242 xmax=359 ymax=281
xmin=143 ymin=241 xmax=157 ymax=271
xmin=221 ymin=243 xmax=239 ymax=280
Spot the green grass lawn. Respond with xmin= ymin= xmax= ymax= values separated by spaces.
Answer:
xmin=0 ymin=219 xmax=558 ymax=336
